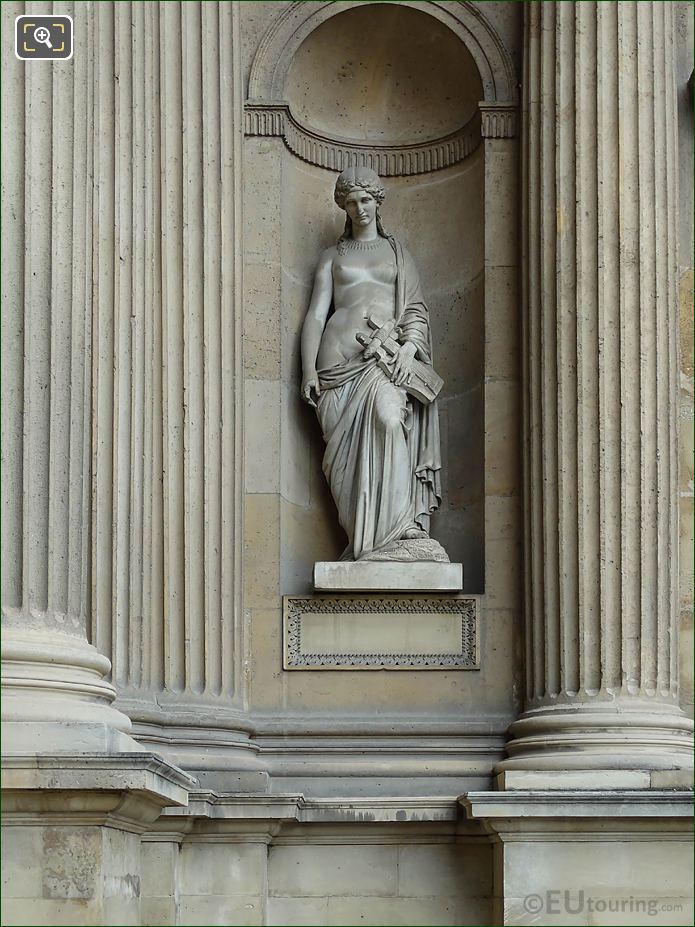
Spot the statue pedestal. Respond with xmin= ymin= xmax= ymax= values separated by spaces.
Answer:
xmin=289 ymin=564 xmax=470 ymax=671
xmin=314 ymin=561 xmax=463 ymax=592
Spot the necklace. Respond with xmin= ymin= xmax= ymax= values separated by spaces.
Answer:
xmin=338 ymin=236 xmax=386 ymax=253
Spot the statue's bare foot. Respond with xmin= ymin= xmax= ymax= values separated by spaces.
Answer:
xmin=400 ymin=525 xmax=429 ymax=540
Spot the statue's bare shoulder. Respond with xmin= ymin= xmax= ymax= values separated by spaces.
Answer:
xmin=309 ymin=247 xmax=336 ymax=297
xmin=308 ymin=246 xmax=337 ymax=293
xmin=318 ymin=245 xmax=338 ymax=267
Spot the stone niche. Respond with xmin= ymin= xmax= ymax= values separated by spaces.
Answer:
xmin=272 ymin=3 xmax=486 ymax=594
xmin=243 ymin=0 xmax=520 ymax=731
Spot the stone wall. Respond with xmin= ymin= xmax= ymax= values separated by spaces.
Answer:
xmin=140 ymin=835 xmax=493 ymax=927
xmin=266 ymin=841 xmax=492 ymax=927
xmin=2 ymin=2 xmax=693 ymax=925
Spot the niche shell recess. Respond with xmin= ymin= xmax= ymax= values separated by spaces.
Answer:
xmin=246 ymin=3 xmax=484 ymax=176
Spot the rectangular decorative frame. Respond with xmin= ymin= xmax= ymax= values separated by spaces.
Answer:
xmin=283 ymin=595 xmax=479 ymax=670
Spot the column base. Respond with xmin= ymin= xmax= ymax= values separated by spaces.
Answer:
xmin=496 ymin=767 xmax=693 ymax=791
xmin=1 ymin=626 xmax=138 ymax=753
xmin=496 ymin=700 xmax=694 ymax=778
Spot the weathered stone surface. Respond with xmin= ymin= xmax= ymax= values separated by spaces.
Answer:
xmin=314 ymin=561 xmax=462 ymax=592
xmin=266 ymin=841 xmax=493 ymax=927
xmin=1 ymin=754 xmax=191 ymax=925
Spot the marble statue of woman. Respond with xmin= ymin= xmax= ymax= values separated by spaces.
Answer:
xmin=301 ymin=166 xmax=448 ymax=563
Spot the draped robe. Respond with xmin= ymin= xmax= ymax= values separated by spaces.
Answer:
xmin=316 ymin=237 xmax=442 ymax=561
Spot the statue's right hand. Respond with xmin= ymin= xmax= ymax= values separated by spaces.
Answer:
xmin=302 ymin=371 xmax=321 ymax=408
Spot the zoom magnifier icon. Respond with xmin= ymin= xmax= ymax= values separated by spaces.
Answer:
xmin=34 ymin=26 xmax=53 ymax=49
xmin=15 ymin=15 xmax=73 ymax=60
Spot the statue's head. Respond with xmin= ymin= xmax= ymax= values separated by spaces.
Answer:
xmin=334 ymin=166 xmax=389 ymax=247
xmin=333 ymin=166 xmax=386 ymax=210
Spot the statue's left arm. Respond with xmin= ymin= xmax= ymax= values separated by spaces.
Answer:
xmin=397 ymin=246 xmax=434 ymax=365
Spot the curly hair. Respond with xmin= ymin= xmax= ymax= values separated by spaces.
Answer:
xmin=333 ymin=166 xmax=386 ymax=210
xmin=333 ymin=167 xmax=391 ymax=252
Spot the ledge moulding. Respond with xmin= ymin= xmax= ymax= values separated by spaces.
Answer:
xmin=244 ymin=102 xmax=483 ymax=176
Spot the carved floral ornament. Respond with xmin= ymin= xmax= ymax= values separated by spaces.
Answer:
xmin=245 ymin=0 xmax=518 ymax=177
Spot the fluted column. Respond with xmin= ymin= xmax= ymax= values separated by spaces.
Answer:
xmin=89 ymin=1 xmax=246 ymax=746
xmin=501 ymin=1 xmax=693 ymax=777
xmin=1 ymin=1 xmax=132 ymax=751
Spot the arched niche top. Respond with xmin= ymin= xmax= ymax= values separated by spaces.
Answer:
xmin=285 ymin=5 xmax=483 ymax=146
xmin=248 ymin=0 xmax=518 ymax=107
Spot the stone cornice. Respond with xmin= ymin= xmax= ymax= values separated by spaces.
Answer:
xmin=158 ymin=792 xmax=461 ymax=824
xmin=244 ymin=102 xmax=483 ymax=176
xmin=1 ymin=752 xmax=195 ymax=830
xmin=1 ymin=752 xmax=196 ymax=795
xmin=461 ymin=789 xmax=695 ymax=822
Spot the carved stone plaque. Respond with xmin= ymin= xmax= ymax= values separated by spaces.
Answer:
xmin=283 ymin=595 xmax=478 ymax=670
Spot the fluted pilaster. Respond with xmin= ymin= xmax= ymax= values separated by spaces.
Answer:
xmin=502 ymin=1 xmax=693 ymax=775
xmin=1 ymin=1 xmax=131 ymax=749
xmin=90 ymin=2 xmax=243 ymax=724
